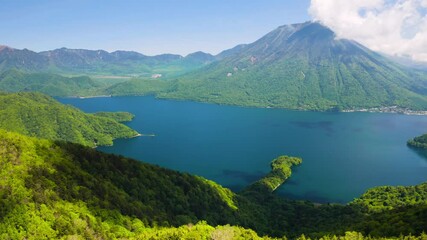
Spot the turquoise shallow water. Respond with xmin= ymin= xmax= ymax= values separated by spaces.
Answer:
xmin=59 ymin=96 xmax=427 ymax=203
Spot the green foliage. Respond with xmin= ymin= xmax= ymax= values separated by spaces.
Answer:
xmin=198 ymin=177 xmax=238 ymax=210
xmin=351 ymin=183 xmax=427 ymax=211
xmin=0 ymin=130 xmax=248 ymax=239
xmin=0 ymin=92 xmax=138 ymax=147
xmin=105 ymin=78 xmax=173 ymax=96
xmin=408 ymin=134 xmax=427 ymax=149
xmin=299 ymin=232 xmax=427 ymax=240
xmin=244 ymin=156 xmax=302 ymax=193
xmin=0 ymin=130 xmax=426 ymax=239
xmin=92 ymin=112 xmax=135 ymax=122
xmin=0 ymin=69 xmax=102 ymax=97
xmin=137 ymin=222 xmax=272 ymax=240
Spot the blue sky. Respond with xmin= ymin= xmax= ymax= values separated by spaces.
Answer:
xmin=0 ymin=0 xmax=311 ymax=55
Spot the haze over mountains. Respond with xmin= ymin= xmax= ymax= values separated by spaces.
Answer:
xmin=2 ymin=21 xmax=427 ymax=111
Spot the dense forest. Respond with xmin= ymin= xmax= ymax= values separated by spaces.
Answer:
xmin=0 ymin=92 xmax=138 ymax=147
xmin=92 ymin=112 xmax=135 ymax=122
xmin=0 ymin=69 xmax=103 ymax=97
xmin=244 ymin=156 xmax=302 ymax=193
xmin=0 ymin=130 xmax=426 ymax=239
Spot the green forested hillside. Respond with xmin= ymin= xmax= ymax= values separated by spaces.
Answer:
xmin=0 ymin=130 xmax=426 ymax=239
xmin=0 ymin=92 xmax=138 ymax=147
xmin=0 ymin=130 xmax=265 ymax=239
xmin=105 ymin=78 xmax=172 ymax=96
xmin=92 ymin=112 xmax=135 ymax=122
xmin=244 ymin=156 xmax=302 ymax=193
xmin=0 ymin=46 xmax=214 ymax=78
xmin=107 ymin=22 xmax=427 ymax=111
xmin=0 ymin=69 xmax=102 ymax=96
xmin=352 ymin=183 xmax=427 ymax=211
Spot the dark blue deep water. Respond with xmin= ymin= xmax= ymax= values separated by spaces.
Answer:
xmin=59 ymin=96 xmax=427 ymax=203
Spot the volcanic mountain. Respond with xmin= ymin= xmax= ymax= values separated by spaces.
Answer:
xmin=156 ymin=22 xmax=427 ymax=111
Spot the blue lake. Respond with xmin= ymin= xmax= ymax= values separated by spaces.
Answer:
xmin=59 ymin=96 xmax=427 ymax=203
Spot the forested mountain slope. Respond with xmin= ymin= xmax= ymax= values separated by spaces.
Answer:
xmin=108 ymin=22 xmax=427 ymax=111
xmin=0 ymin=130 xmax=426 ymax=239
xmin=0 ymin=92 xmax=138 ymax=147
xmin=0 ymin=69 xmax=101 ymax=96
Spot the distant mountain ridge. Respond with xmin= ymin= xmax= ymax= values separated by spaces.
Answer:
xmin=0 ymin=45 xmax=50 ymax=71
xmin=0 ymin=45 xmax=215 ymax=76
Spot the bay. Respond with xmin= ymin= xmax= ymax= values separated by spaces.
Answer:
xmin=59 ymin=96 xmax=427 ymax=203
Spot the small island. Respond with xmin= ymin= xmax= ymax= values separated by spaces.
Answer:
xmin=243 ymin=155 xmax=302 ymax=194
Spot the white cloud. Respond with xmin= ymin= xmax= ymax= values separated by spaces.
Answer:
xmin=309 ymin=0 xmax=427 ymax=62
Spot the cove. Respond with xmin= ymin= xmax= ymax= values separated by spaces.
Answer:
xmin=59 ymin=96 xmax=427 ymax=203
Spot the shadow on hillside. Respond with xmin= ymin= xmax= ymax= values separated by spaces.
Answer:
xmin=39 ymin=140 xmax=242 ymax=227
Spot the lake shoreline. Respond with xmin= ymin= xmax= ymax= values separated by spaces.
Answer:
xmin=60 ymin=95 xmax=427 ymax=203
xmin=63 ymin=94 xmax=427 ymax=115
xmin=64 ymin=95 xmax=113 ymax=99
xmin=135 ymin=94 xmax=427 ymax=116
xmin=341 ymin=106 xmax=427 ymax=115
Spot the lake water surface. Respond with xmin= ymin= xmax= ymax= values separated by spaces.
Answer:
xmin=59 ymin=96 xmax=427 ymax=203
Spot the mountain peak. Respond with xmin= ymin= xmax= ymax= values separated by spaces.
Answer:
xmin=184 ymin=51 xmax=216 ymax=63
xmin=274 ymin=21 xmax=335 ymax=42
xmin=186 ymin=51 xmax=212 ymax=57
xmin=276 ymin=21 xmax=312 ymax=30
xmin=185 ymin=51 xmax=214 ymax=59
xmin=0 ymin=45 xmax=13 ymax=52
